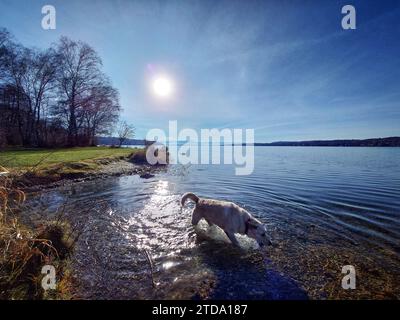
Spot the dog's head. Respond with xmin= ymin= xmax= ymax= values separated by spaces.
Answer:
xmin=246 ymin=218 xmax=272 ymax=247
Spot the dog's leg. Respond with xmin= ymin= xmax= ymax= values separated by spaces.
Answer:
xmin=224 ymin=231 xmax=240 ymax=246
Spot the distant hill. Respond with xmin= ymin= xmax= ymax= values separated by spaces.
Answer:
xmin=97 ymin=136 xmax=400 ymax=147
xmin=252 ymin=137 xmax=400 ymax=147
xmin=96 ymin=136 xmax=150 ymax=146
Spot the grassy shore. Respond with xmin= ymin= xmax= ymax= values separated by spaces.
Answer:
xmin=0 ymin=146 xmax=144 ymax=189
xmin=0 ymin=147 xmax=135 ymax=169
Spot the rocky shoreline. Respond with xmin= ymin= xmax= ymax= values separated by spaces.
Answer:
xmin=15 ymin=159 xmax=164 ymax=193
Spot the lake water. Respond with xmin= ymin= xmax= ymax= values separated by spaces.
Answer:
xmin=25 ymin=147 xmax=400 ymax=299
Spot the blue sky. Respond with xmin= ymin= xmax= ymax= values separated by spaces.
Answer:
xmin=1 ymin=0 xmax=399 ymax=142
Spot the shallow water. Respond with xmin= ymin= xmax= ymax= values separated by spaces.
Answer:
xmin=25 ymin=147 xmax=400 ymax=299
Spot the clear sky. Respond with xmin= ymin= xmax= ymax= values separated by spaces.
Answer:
xmin=1 ymin=0 xmax=399 ymax=142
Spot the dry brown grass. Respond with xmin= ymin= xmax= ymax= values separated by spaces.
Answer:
xmin=0 ymin=166 xmax=75 ymax=300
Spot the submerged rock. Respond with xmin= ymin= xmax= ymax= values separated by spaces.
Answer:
xmin=140 ymin=173 xmax=155 ymax=179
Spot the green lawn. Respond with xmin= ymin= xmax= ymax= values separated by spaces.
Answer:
xmin=0 ymin=147 xmax=135 ymax=169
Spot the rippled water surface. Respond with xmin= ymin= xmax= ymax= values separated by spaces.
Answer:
xmin=26 ymin=147 xmax=400 ymax=299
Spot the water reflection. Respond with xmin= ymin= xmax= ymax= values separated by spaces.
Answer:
xmin=125 ymin=179 xmax=195 ymax=254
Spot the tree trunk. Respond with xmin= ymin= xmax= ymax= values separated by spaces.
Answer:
xmin=68 ymin=105 xmax=77 ymax=146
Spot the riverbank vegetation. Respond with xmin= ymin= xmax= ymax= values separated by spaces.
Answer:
xmin=0 ymin=146 xmax=140 ymax=189
xmin=0 ymin=147 xmax=135 ymax=169
xmin=0 ymin=168 xmax=75 ymax=299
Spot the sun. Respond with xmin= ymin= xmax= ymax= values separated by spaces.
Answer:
xmin=151 ymin=75 xmax=174 ymax=98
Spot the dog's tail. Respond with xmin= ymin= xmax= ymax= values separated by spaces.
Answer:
xmin=181 ymin=192 xmax=199 ymax=207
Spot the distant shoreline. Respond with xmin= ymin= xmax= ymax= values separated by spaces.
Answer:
xmin=98 ymin=136 xmax=400 ymax=148
xmin=236 ymin=137 xmax=400 ymax=147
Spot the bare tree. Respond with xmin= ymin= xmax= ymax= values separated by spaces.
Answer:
xmin=55 ymin=37 xmax=103 ymax=146
xmin=0 ymin=30 xmax=123 ymax=148
xmin=0 ymin=31 xmax=57 ymax=146
xmin=0 ymin=28 xmax=11 ymax=78
xmin=19 ymin=48 xmax=58 ymax=145
xmin=81 ymin=82 xmax=121 ymax=145
xmin=117 ymin=121 xmax=135 ymax=147
xmin=0 ymin=40 xmax=30 ymax=144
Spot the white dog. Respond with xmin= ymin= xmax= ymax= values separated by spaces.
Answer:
xmin=181 ymin=192 xmax=272 ymax=247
